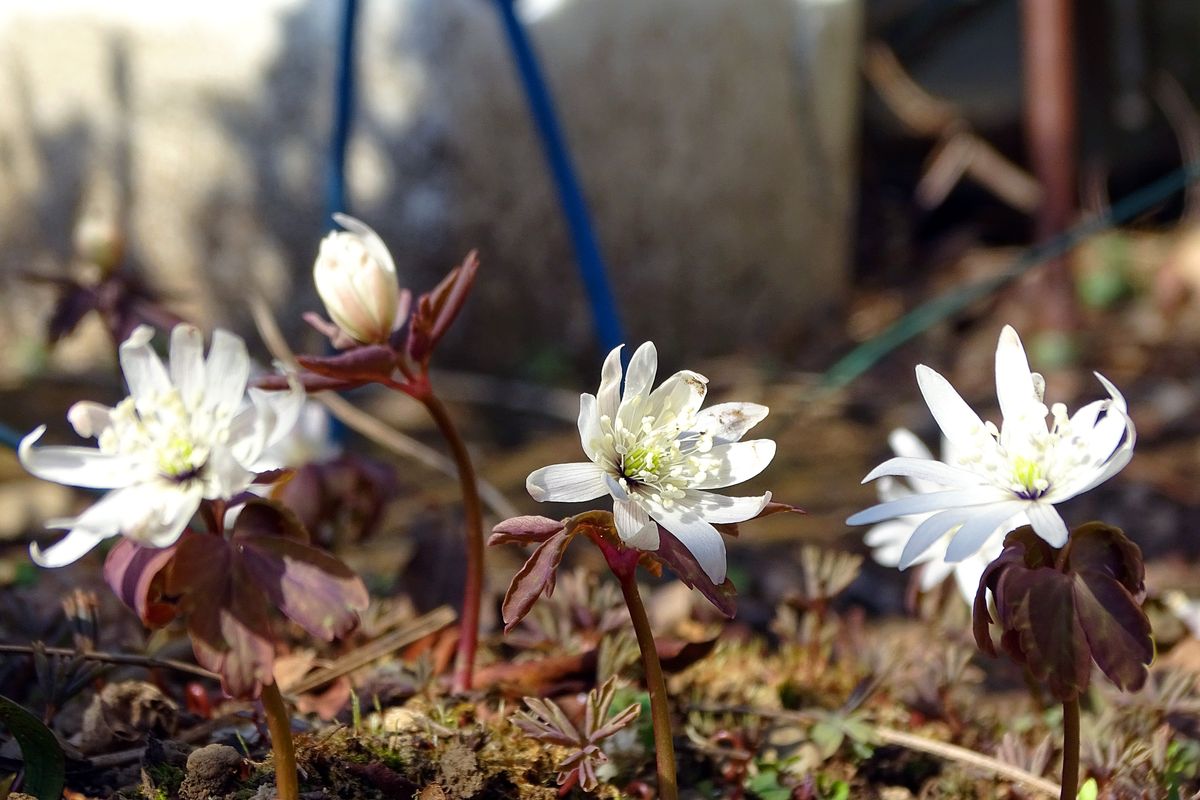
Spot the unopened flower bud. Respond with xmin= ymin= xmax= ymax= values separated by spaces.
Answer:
xmin=313 ymin=214 xmax=401 ymax=345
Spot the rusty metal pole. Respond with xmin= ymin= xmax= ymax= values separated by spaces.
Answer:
xmin=1020 ymin=0 xmax=1079 ymax=335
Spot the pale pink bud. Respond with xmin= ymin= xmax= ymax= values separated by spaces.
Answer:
xmin=312 ymin=214 xmax=402 ymax=345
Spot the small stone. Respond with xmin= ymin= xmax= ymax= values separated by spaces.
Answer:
xmin=179 ymin=743 xmax=244 ymax=800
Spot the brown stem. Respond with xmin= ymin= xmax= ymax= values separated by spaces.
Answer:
xmin=261 ymin=681 xmax=299 ymax=800
xmin=1060 ymin=698 xmax=1080 ymax=800
xmin=419 ymin=391 xmax=485 ymax=694
xmin=616 ymin=569 xmax=679 ymax=800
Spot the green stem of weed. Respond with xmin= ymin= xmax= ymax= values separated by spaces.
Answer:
xmin=420 ymin=391 xmax=485 ymax=694
xmin=616 ymin=569 xmax=679 ymax=800
xmin=261 ymin=681 xmax=299 ymax=800
xmin=1060 ymin=697 xmax=1080 ymax=800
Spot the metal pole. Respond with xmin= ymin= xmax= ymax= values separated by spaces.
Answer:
xmin=1020 ymin=0 xmax=1078 ymax=333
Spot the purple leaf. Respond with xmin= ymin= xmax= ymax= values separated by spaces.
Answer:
xmin=104 ymin=538 xmax=180 ymax=627
xmin=489 ymin=516 xmax=567 ymax=546
xmin=652 ymin=527 xmax=737 ymax=618
xmin=501 ymin=529 xmax=576 ymax=633
xmin=167 ymin=535 xmax=275 ymax=698
xmin=231 ymin=498 xmax=309 ymax=543
xmin=235 ymin=533 xmax=369 ymax=642
xmin=406 ymin=251 xmax=479 ymax=365
xmin=297 ymin=345 xmax=396 ymax=381
xmin=974 ymin=522 xmax=1152 ymax=701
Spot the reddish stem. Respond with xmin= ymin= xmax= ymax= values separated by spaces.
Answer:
xmin=605 ymin=548 xmax=679 ymax=800
xmin=418 ymin=390 xmax=485 ymax=694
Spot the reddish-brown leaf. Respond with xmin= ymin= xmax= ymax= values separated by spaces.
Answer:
xmin=974 ymin=522 xmax=1153 ymax=701
xmin=489 ymin=516 xmax=567 ymax=547
xmin=104 ymin=538 xmax=181 ymax=627
xmin=651 ymin=527 xmax=737 ymax=618
xmin=167 ymin=535 xmax=275 ymax=698
xmin=501 ymin=529 xmax=576 ymax=633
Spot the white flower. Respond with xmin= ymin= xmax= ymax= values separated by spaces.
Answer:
xmin=863 ymin=429 xmax=1011 ymax=603
xmin=525 ymin=342 xmax=776 ymax=584
xmin=19 ymin=324 xmax=304 ymax=567
xmin=848 ymin=325 xmax=1135 ymax=566
xmin=313 ymin=214 xmax=403 ymax=345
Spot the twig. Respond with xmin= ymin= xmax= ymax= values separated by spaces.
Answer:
xmin=864 ymin=41 xmax=1041 ymax=214
xmin=0 ymin=643 xmax=217 ymax=681
xmin=690 ymin=704 xmax=1062 ymax=797
xmin=285 ymin=605 xmax=457 ymax=696
xmin=248 ymin=295 xmax=519 ymax=520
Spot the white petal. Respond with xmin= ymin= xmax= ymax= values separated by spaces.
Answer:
xmin=862 ymin=457 xmax=983 ymax=488
xmin=333 ymin=213 xmax=398 ymax=276
xmin=951 ymin=556 xmax=990 ymax=604
xmin=204 ymin=329 xmax=251 ymax=414
xmin=1025 ymin=502 xmax=1069 ymax=547
xmin=693 ymin=439 xmax=776 ymax=490
xmin=577 ymin=393 xmax=601 ymax=461
xmin=863 ymin=517 xmax=917 ymax=549
xmin=596 ymin=345 xmax=624 ymax=421
xmin=682 ymin=489 xmax=770 ymax=523
xmin=899 ymin=508 xmax=972 ymax=568
xmin=256 ymin=382 xmax=305 ymax=452
xmin=644 ymin=370 xmax=708 ymax=422
xmin=919 ymin=559 xmax=956 ymax=592
xmin=19 ymin=427 xmax=141 ymax=489
xmin=203 ymin=445 xmax=256 ymax=499
xmin=30 ymin=528 xmax=112 ymax=567
xmin=994 ymin=325 xmax=1040 ymax=422
xmin=622 ymin=342 xmax=658 ymax=402
xmin=693 ymin=402 xmax=769 ymax=444
xmin=138 ymin=484 xmax=203 ymax=547
xmin=915 ymin=365 xmax=991 ymax=451
xmin=887 ymin=428 xmax=934 ymax=461
xmin=614 ymin=498 xmax=659 ymax=549
xmin=66 ymin=402 xmax=113 ymax=439
xmin=847 ymin=487 xmax=1009 ymax=526
xmin=865 ymin=520 xmax=913 ymax=567
xmin=604 ymin=473 xmax=630 ymax=501
xmin=119 ymin=325 xmax=170 ymax=410
xmin=647 ymin=499 xmax=727 ymax=584
xmin=526 ymin=462 xmax=610 ymax=503
xmin=944 ymin=502 xmax=1025 ymax=562
xmin=169 ymin=324 xmax=207 ymax=409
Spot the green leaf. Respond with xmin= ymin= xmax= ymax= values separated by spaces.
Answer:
xmin=745 ymin=769 xmax=790 ymax=800
xmin=1077 ymin=777 xmax=1098 ymax=800
xmin=0 ymin=694 xmax=65 ymax=800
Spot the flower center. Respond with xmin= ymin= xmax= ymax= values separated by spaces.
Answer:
xmin=101 ymin=390 xmax=218 ymax=484
xmin=597 ymin=409 xmax=718 ymax=506
xmin=956 ymin=402 xmax=1102 ymax=501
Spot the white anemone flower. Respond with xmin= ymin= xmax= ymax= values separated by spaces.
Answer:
xmin=313 ymin=213 xmax=403 ymax=345
xmin=848 ymin=325 xmax=1134 ymax=567
xmin=19 ymin=324 xmax=304 ymax=567
xmin=863 ymin=429 xmax=1012 ymax=603
xmin=525 ymin=342 xmax=776 ymax=584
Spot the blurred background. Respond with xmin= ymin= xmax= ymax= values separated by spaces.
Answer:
xmin=3 ymin=0 xmax=1197 ymax=380
xmin=4 ymin=0 xmax=1200 ymax=617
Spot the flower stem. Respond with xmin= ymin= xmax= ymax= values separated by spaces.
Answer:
xmin=261 ymin=681 xmax=299 ymax=800
xmin=420 ymin=391 xmax=485 ymax=694
xmin=1060 ymin=698 xmax=1080 ymax=800
xmin=616 ymin=569 xmax=679 ymax=800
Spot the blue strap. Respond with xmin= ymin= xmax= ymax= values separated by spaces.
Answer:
xmin=492 ymin=0 xmax=627 ymax=356
xmin=326 ymin=0 xmax=360 ymax=226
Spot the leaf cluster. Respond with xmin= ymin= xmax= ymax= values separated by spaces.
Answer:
xmin=973 ymin=522 xmax=1154 ymax=701
xmin=104 ymin=499 xmax=368 ymax=698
